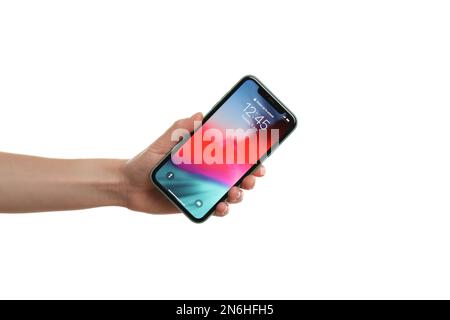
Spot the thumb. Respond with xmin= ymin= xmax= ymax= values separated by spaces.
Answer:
xmin=149 ymin=112 xmax=203 ymax=154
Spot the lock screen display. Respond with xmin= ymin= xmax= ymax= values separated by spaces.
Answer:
xmin=153 ymin=78 xmax=294 ymax=220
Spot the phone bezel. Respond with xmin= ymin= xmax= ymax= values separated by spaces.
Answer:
xmin=150 ymin=75 xmax=297 ymax=223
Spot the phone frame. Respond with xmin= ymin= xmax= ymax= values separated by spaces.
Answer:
xmin=150 ymin=75 xmax=297 ymax=223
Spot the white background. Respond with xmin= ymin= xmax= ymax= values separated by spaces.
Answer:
xmin=0 ymin=1 xmax=449 ymax=299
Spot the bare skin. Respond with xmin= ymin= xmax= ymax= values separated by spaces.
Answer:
xmin=0 ymin=112 xmax=265 ymax=217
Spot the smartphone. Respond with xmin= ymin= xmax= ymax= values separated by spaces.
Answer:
xmin=150 ymin=75 xmax=297 ymax=223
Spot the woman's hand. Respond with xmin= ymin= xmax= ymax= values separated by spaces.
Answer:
xmin=120 ymin=112 xmax=266 ymax=217
xmin=0 ymin=112 xmax=265 ymax=217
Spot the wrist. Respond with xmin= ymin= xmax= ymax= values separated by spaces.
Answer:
xmin=94 ymin=159 xmax=128 ymax=208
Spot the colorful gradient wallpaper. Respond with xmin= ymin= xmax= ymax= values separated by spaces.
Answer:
xmin=154 ymin=79 xmax=291 ymax=219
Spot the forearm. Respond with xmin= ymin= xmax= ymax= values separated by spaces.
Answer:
xmin=0 ymin=152 xmax=126 ymax=213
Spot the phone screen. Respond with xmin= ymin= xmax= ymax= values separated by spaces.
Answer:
xmin=152 ymin=77 xmax=296 ymax=222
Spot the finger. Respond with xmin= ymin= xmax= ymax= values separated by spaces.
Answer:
xmin=240 ymin=175 xmax=256 ymax=190
xmin=227 ymin=186 xmax=243 ymax=203
xmin=149 ymin=112 xmax=203 ymax=154
xmin=252 ymin=165 xmax=266 ymax=177
xmin=213 ymin=202 xmax=229 ymax=217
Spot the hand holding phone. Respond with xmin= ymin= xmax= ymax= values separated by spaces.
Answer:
xmin=120 ymin=111 xmax=266 ymax=217
xmin=151 ymin=75 xmax=297 ymax=222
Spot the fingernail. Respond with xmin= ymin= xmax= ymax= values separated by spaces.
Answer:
xmin=237 ymin=189 xmax=242 ymax=200
xmin=224 ymin=203 xmax=229 ymax=215
xmin=260 ymin=166 xmax=266 ymax=176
